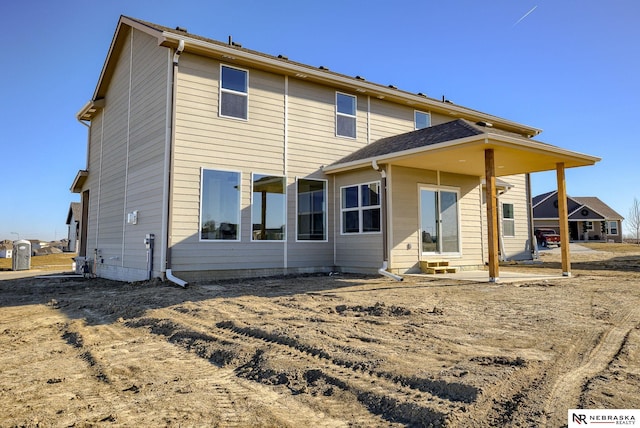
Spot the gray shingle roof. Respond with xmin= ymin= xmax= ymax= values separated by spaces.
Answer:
xmin=330 ymin=119 xmax=526 ymax=166
xmin=573 ymin=197 xmax=624 ymax=220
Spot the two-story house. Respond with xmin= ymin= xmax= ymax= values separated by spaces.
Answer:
xmin=71 ymin=16 xmax=599 ymax=284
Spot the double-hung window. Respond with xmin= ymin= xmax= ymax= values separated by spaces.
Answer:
xmin=606 ymin=221 xmax=618 ymax=235
xmin=502 ymin=203 xmax=515 ymax=237
xmin=200 ymin=169 xmax=241 ymax=240
xmin=336 ymin=92 xmax=356 ymax=138
xmin=252 ymin=174 xmax=286 ymax=241
xmin=297 ymin=179 xmax=327 ymax=240
xmin=414 ymin=111 xmax=431 ymax=130
xmin=220 ymin=65 xmax=248 ymax=119
xmin=341 ymin=182 xmax=381 ymax=234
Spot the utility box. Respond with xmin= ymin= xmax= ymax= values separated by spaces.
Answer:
xmin=12 ymin=240 xmax=31 ymax=271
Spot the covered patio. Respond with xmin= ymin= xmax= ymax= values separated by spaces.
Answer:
xmin=325 ymin=119 xmax=600 ymax=281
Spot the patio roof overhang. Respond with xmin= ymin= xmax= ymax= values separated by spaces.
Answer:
xmin=323 ymin=121 xmax=600 ymax=282
xmin=323 ymin=133 xmax=600 ymax=177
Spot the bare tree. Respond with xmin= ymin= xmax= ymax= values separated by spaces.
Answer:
xmin=627 ymin=197 xmax=640 ymax=244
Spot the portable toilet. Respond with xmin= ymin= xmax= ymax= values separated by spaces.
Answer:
xmin=12 ymin=240 xmax=31 ymax=271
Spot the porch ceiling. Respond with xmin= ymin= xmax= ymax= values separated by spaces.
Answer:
xmin=384 ymin=137 xmax=599 ymax=177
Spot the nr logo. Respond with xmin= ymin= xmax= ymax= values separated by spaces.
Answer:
xmin=573 ymin=413 xmax=588 ymax=424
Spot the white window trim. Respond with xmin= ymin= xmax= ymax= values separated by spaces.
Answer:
xmin=199 ymin=167 xmax=242 ymax=242
xmin=414 ymin=110 xmax=431 ymax=130
xmin=219 ymin=64 xmax=249 ymax=121
xmin=607 ymin=220 xmax=619 ymax=235
xmin=250 ymin=172 xmax=287 ymax=242
xmin=585 ymin=221 xmax=594 ymax=231
xmin=335 ymin=91 xmax=357 ymax=139
xmin=340 ymin=181 xmax=382 ymax=235
xmin=502 ymin=202 xmax=515 ymax=237
xmin=295 ymin=177 xmax=328 ymax=242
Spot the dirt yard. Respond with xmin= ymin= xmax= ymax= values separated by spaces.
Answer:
xmin=1 ymin=245 xmax=639 ymax=427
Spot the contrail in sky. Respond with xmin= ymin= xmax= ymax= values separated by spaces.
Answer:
xmin=513 ymin=5 xmax=538 ymax=26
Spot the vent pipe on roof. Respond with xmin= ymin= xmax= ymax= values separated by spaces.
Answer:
xmin=227 ymin=36 xmax=242 ymax=47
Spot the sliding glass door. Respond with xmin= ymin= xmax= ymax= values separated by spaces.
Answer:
xmin=420 ymin=187 xmax=460 ymax=255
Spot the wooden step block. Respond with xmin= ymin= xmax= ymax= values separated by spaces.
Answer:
xmin=420 ymin=261 xmax=458 ymax=274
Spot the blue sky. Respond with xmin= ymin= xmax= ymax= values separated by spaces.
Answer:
xmin=2 ymin=0 xmax=638 ymax=241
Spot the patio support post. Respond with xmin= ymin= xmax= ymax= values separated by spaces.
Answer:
xmin=556 ymin=162 xmax=571 ymax=276
xmin=485 ymin=148 xmax=499 ymax=282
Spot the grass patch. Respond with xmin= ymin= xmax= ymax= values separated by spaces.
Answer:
xmin=0 ymin=252 xmax=77 ymax=271
xmin=581 ymin=242 xmax=640 ymax=253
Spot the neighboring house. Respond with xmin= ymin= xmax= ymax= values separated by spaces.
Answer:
xmin=0 ymin=244 xmax=12 ymax=259
xmin=66 ymin=202 xmax=81 ymax=252
xmin=533 ymin=191 xmax=624 ymax=243
xmin=71 ymin=16 xmax=599 ymax=283
xmin=28 ymin=240 xmax=44 ymax=256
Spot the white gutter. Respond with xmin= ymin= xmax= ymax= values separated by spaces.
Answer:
xmin=372 ymin=160 xmax=403 ymax=282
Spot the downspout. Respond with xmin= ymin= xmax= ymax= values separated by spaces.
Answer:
xmin=164 ymin=39 xmax=188 ymax=287
xmin=372 ymin=160 xmax=403 ymax=281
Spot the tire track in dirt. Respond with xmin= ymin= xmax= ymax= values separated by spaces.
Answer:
xmin=61 ymin=316 xmax=343 ymax=426
xmin=130 ymin=311 xmax=401 ymax=427
xmin=542 ymin=303 xmax=640 ymax=424
xmin=133 ymin=306 xmax=481 ymax=426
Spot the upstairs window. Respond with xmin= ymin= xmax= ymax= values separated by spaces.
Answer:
xmin=220 ymin=65 xmax=248 ymax=120
xmin=341 ymin=182 xmax=381 ymax=234
xmin=502 ymin=203 xmax=515 ymax=237
xmin=415 ymin=111 xmax=431 ymax=130
xmin=336 ymin=92 xmax=356 ymax=138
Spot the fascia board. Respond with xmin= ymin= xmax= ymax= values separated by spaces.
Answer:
xmin=91 ymin=17 xmax=166 ymax=102
xmin=487 ymin=133 xmax=601 ymax=165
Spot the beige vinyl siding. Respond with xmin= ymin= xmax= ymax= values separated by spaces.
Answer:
xmin=287 ymin=79 xmax=368 ymax=177
xmin=439 ymin=172 xmax=484 ymax=267
xmin=286 ymin=177 xmax=334 ymax=271
xmin=91 ymin=28 xmax=132 ymax=272
xmin=170 ymin=53 xmax=289 ymax=272
xmin=496 ymin=174 xmax=532 ymax=260
xmin=430 ymin=112 xmax=456 ymax=127
xmin=85 ymin=112 xmax=103 ymax=254
xmin=333 ymin=169 xmax=383 ymax=271
xmin=480 ymin=174 xmax=533 ymax=262
xmin=122 ymin=29 xmax=169 ymax=273
xmin=389 ymin=166 xmax=436 ymax=273
xmin=388 ymin=167 xmax=484 ymax=274
xmin=369 ymin=99 xmax=414 ymax=141
xmin=82 ymin=28 xmax=169 ymax=281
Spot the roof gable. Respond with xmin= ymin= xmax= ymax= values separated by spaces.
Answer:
xmin=572 ymin=197 xmax=624 ymax=220
xmin=533 ymin=193 xmax=622 ymax=220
